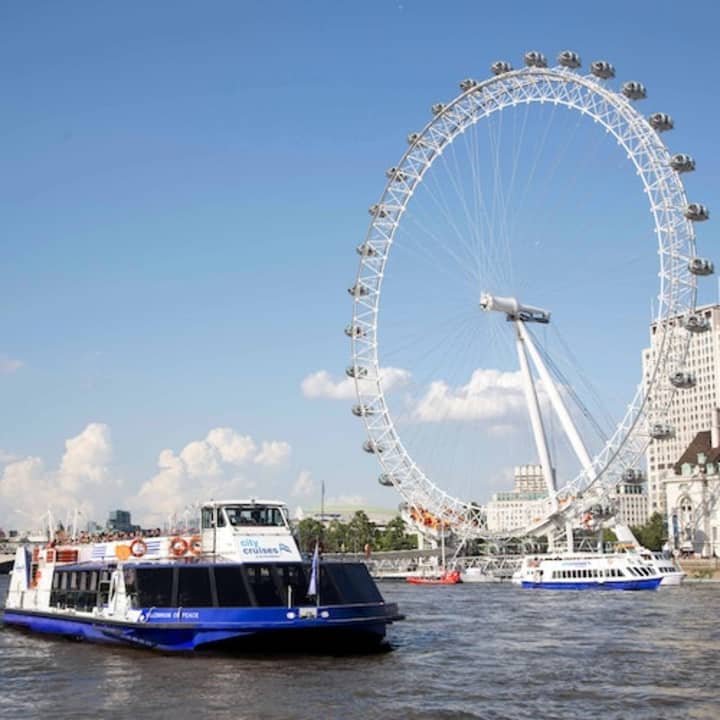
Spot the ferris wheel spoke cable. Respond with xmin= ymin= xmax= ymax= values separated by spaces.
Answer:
xmin=442 ymin=129 xmax=489 ymax=280
xmin=548 ymin=323 xmax=622 ymax=432
xmin=399 ymin=185 xmax=482 ymax=288
xmin=525 ymin=324 xmax=611 ymax=445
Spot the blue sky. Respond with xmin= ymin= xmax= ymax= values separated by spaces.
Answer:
xmin=1 ymin=1 xmax=718 ymax=529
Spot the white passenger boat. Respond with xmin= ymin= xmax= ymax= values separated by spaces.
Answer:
xmin=512 ymin=552 xmax=662 ymax=590
xmin=2 ymin=499 xmax=403 ymax=652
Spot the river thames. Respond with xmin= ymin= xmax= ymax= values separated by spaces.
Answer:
xmin=1 ymin=575 xmax=718 ymax=720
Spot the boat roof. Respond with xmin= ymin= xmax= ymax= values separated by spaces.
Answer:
xmin=201 ymin=499 xmax=287 ymax=508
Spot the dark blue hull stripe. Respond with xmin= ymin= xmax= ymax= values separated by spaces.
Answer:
xmin=520 ymin=578 xmax=661 ymax=590
xmin=3 ymin=603 xmax=401 ymax=651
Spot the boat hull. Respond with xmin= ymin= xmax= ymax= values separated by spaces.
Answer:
xmin=3 ymin=602 xmax=403 ymax=652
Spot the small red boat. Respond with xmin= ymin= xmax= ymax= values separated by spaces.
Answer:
xmin=406 ymin=569 xmax=461 ymax=585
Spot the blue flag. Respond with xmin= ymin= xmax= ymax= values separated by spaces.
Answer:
xmin=307 ymin=541 xmax=319 ymax=597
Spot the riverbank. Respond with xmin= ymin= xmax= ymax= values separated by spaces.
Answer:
xmin=678 ymin=557 xmax=720 ymax=581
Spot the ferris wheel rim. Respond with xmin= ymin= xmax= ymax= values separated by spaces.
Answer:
xmin=349 ymin=59 xmax=700 ymax=538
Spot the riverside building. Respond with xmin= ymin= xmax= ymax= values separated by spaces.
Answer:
xmin=643 ymin=304 xmax=720 ymax=517
xmin=486 ymin=465 xmax=549 ymax=534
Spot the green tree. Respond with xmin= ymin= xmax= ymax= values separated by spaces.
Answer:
xmin=346 ymin=510 xmax=377 ymax=554
xmin=324 ymin=519 xmax=348 ymax=553
xmin=631 ymin=512 xmax=666 ymax=551
xmin=295 ymin=518 xmax=325 ymax=554
xmin=377 ymin=516 xmax=417 ymax=551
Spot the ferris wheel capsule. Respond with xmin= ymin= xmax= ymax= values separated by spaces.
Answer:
xmin=490 ymin=60 xmax=512 ymax=75
xmin=459 ymin=78 xmax=478 ymax=91
xmin=670 ymin=154 xmax=695 ymax=173
xmin=590 ymin=61 xmax=615 ymax=79
xmin=347 ymin=283 xmax=369 ymax=298
xmin=557 ymin=50 xmax=581 ymax=69
xmin=621 ymin=468 xmax=645 ymax=483
xmin=684 ymin=313 xmax=711 ymax=333
xmin=651 ymin=423 xmax=675 ymax=440
xmin=378 ymin=473 xmax=395 ymax=487
xmin=369 ymin=203 xmax=389 ymax=218
xmin=344 ymin=324 xmax=365 ymax=338
xmin=352 ymin=404 xmax=374 ymax=417
xmin=346 ymin=365 xmax=368 ymax=379
xmin=363 ymin=440 xmax=385 ymax=454
xmin=356 ymin=242 xmax=378 ymax=257
xmin=386 ymin=167 xmax=407 ymax=182
xmin=670 ymin=371 xmax=697 ymax=389
xmin=648 ymin=112 xmax=673 ymax=131
xmin=524 ymin=51 xmax=548 ymax=68
xmin=622 ymin=81 xmax=647 ymax=100
xmin=431 ymin=103 xmax=446 ymax=116
xmin=688 ymin=257 xmax=714 ymax=276
xmin=685 ymin=203 xmax=709 ymax=222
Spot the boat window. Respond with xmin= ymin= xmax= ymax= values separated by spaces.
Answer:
xmin=177 ymin=567 xmax=214 ymax=607
xmin=223 ymin=505 xmax=286 ymax=527
xmin=323 ymin=563 xmax=383 ymax=604
xmin=52 ymin=572 xmax=60 ymax=590
xmin=244 ymin=565 xmax=284 ymax=606
xmin=214 ymin=566 xmax=252 ymax=607
xmin=124 ymin=567 xmax=137 ymax=594
xmin=201 ymin=507 xmax=215 ymax=529
xmin=273 ymin=563 xmax=310 ymax=605
xmin=135 ymin=567 xmax=174 ymax=607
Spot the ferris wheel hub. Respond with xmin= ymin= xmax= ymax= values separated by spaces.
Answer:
xmin=479 ymin=292 xmax=551 ymax=324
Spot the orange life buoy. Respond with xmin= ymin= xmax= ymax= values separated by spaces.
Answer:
xmin=189 ymin=535 xmax=202 ymax=555
xmin=130 ymin=538 xmax=148 ymax=558
xmin=31 ymin=570 xmax=42 ymax=588
xmin=169 ymin=536 xmax=188 ymax=557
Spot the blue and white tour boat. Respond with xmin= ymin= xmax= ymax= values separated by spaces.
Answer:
xmin=2 ymin=499 xmax=403 ymax=652
xmin=512 ymin=552 xmax=662 ymax=590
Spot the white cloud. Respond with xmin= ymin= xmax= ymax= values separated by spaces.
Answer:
xmin=0 ymin=424 xmax=112 ymax=530
xmin=179 ymin=440 xmax=223 ymax=479
xmin=291 ymin=470 xmax=315 ymax=498
xmin=0 ymin=424 xmax=294 ymax=530
xmin=0 ymin=354 xmax=23 ymax=374
xmin=301 ymin=367 xmax=411 ymax=400
xmin=411 ymin=369 xmax=529 ymax=423
xmin=59 ymin=423 xmax=112 ymax=492
xmin=206 ymin=428 xmax=256 ymax=464
xmin=254 ymin=441 xmax=291 ymax=467
xmin=130 ymin=427 xmax=292 ymax=525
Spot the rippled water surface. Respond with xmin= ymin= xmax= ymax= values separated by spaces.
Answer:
xmin=1 ymin=575 xmax=718 ymax=720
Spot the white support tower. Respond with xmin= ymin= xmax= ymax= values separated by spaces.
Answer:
xmin=480 ymin=293 xmax=600 ymax=547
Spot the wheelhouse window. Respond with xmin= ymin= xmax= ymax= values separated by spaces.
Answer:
xmin=223 ymin=505 xmax=286 ymax=528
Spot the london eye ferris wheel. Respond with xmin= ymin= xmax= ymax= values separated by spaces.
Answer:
xmin=347 ymin=50 xmax=712 ymax=540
